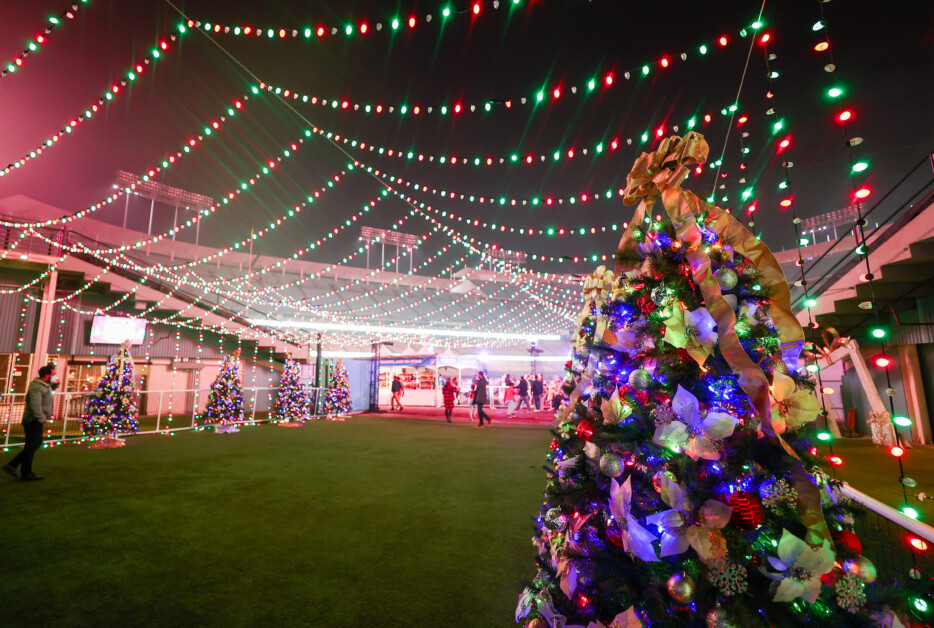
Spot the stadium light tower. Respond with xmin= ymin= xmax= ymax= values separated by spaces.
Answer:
xmin=359 ymin=226 xmax=421 ymax=273
xmin=116 ymin=171 xmax=213 ymax=245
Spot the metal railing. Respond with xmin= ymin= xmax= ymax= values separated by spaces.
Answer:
xmin=840 ymin=484 xmax=934 ymax=588
xmin=1 ymin=385 xmax=329 ymax=448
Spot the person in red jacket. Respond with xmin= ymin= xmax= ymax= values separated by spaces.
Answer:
xmin=442 ymin=377 xmax=458 ymax=422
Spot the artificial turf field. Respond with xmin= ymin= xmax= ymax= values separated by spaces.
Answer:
xmin=1 ymin=417 xmax=552 ymax=627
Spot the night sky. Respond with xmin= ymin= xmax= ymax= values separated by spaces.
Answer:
xmin=1 ymin=0 xmax=932 ymax=277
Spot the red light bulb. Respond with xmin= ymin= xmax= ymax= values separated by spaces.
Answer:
xmin=891 ymin=446 xmax=905 ymax=457
xmin=838 ymin=110 xmax=852 ymax=122
xmin=875 ymin=356 xmax=891 ymax=368
xmin=719 ymin=36 xmax=728 ymax=46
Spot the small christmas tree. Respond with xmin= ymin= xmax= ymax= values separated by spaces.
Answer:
xmin=322 ymin=359 xmax=352 ymax=418
xmin=516 ymin=134 xmax=908 ymax=628
xmin=273 ymin=357 xmax=310 ymax=425
xmin=200 ymin=348 xmax=244 ymax=433
xmin=82 ymin=341 xmax=138 ymax=446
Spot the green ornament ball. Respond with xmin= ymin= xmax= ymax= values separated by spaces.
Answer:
xmin=628 ymin=369 xmax=652 ymax=391
xmin=543 ymin=508 xmax=568 ymax=531
xmin=714 ymin=267 xmax=738 ymax=290
xmin=651 ymin=285 xmax=672 ymax=306
xmin=666 ymin=573 xmax=695 ymax=604
xmin=844 ymin=556 xmax=877 ymax=583
xmin=599 ymin=453 xmax=624 ymax=478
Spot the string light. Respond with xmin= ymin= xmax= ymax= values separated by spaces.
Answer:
xmin=1 ymin=34 xmax=181 ymax=178
xmin=0 ymin=93 xmax=249 ymax=230
xmin=249 ymin=24 xmax=744 ymax=119
xmin=1 ymin=0 xmax=91 ymax=80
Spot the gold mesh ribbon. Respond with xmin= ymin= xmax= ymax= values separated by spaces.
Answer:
xmin=615 ymin=132 xmax=830 ymax=546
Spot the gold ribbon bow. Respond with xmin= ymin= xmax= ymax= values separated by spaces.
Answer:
xmin=622 ymin=132 xmax=709 ymax=206
xmin=615 ymin=132 xmax=830 ymax=547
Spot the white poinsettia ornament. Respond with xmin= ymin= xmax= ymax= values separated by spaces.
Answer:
xmin=763 ymin=529 xmax=835 ymax=603
xmin=652 ymin=385 xmax=739 ymax=460
xmin=608 ymin=476 xmax=659 ymax=562
xmin=662 ymin=304 xmax=718 ymax=366
xmin=645 ymin=474 xmax=731 ymax=563
xmin=769 ymin=371 xmax=821 ymax=434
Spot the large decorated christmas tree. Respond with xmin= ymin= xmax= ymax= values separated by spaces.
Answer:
xmin=272 ymin=356 xmax=310 ymax=424
xmin=322 ymin=359 xmax=352 ymax=418
xmin=199 ymin=348 xmax=244 ymax=433
xmin=516 ymin=133 xmax=905 ymax=627
xmin=82 ymin=341 xmax=139 ymax=444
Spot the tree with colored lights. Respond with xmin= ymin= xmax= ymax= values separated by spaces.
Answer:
xmin=199 ymin=348 xmax=244 ymax=430
xmin=81 ymin=341 xmax=139 ymax=440
xmin=322 ymin=359 xmax=352 ymax=418
xmin=272 ymin=357 xmax=310 ymax=423
xmin=517 ymin=134 xmax=908 ymax=628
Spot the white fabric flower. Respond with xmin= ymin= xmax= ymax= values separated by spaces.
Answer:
xmin=770 ymin=372 xmax=821 ymax=434
xmin=608 ymin=477 xmax=659 ymax=562
xmin=652 ymin=385 xmax=739 ymax=460
xmin=645 ymin=475 xmax=731 ymax=563
xmin=662 ymin=305 xmax=718 ymax=366
xmin=763 ymin=529 xmax=835 ymax=603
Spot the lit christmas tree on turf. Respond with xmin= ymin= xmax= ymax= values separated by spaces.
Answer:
xmin=82 ymin=340 xmax=139 ymax=443
xmin=200 ymin=348 xmax=244 ymax=431
xmin=322 ymin=359 xmax=352 ymax=418
xmin=273 ymin=356 xmax=310 ymax=424
xmin=516 ymin=134 xmax=908 ymax=628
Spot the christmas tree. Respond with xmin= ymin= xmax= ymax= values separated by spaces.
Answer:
xmin=516 ymin=134 xmax=907 ymax=628
xmin=82 ymin=341 xmax=139 ymax=443
xmin=272 ymin=357 xmax=310 ymax=424
xmin=199 ymin=348 xmax=244 ymax=433
xmin=322 ymin=359 xmax=352 ymax=418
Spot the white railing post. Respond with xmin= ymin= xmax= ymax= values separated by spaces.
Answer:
xmin=155 ymin=391 xmax=163 ymax=432
xmin=61 ymin=392 xmax=70 ymax=443
xmin=3 ymin=394 xmax=15 ymax=448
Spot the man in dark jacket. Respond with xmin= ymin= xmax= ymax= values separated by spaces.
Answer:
xmin=473 ymin=371 xmax=493 ymax=427
xmin=514 ymin=376 xmax=531 ymax=414
xmin=3 ymin=364 xmax=55 ymax=481
xmin=531 ymin=375 xmax=545 ymax=411
xmin=390 ymin=375 xmax=404 ymax=411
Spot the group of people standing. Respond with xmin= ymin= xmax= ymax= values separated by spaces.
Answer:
xmin=500 ymin=373 xmax=546 ymax=416
xmin=438 ymin=371 xmax=562 ymax=427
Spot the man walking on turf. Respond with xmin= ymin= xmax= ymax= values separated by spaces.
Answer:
xmin=390 ymin=375 xmax=404 ymax=411
xmin=473 ymin=371 xmax=492 ymax=427
xmin=514 ymin=375 xmax=532 ymax=415
xmin=3 ymin=364 xmax=55 ymax=481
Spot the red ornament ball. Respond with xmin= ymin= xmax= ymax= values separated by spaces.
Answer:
xmin=550 ymin=439 xmax=560 ymax=451
xmin=832 ymin=529 xmax=863 ymax=557
xmin=576 ymin=420 xmax=595 ymax=441
xmin=727 ymin=492 xmax=766 ymax=530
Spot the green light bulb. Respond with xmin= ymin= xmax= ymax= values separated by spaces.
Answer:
xmin=903 ymin=506 xmax=920 ymax=520
xmin=852 ymin=161 xmax=868 ymax=173
xmin=871 ymin=327 xmax=886 ymax=339
xmin=828 ymin=87 xmax=843 ymax=98
xmin=699 ymin=44 xmax=708 ymax=55
xmin=893 ymin=416 xmax=913 ymax=427
xmin=817 ymin=431 xmax=831 ymax=441
xmin=642 ymin=65 xmax=650 ymax=75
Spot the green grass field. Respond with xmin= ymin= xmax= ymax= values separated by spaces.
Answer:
xmin=1 ymin=417 xmax=552 ymax=628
